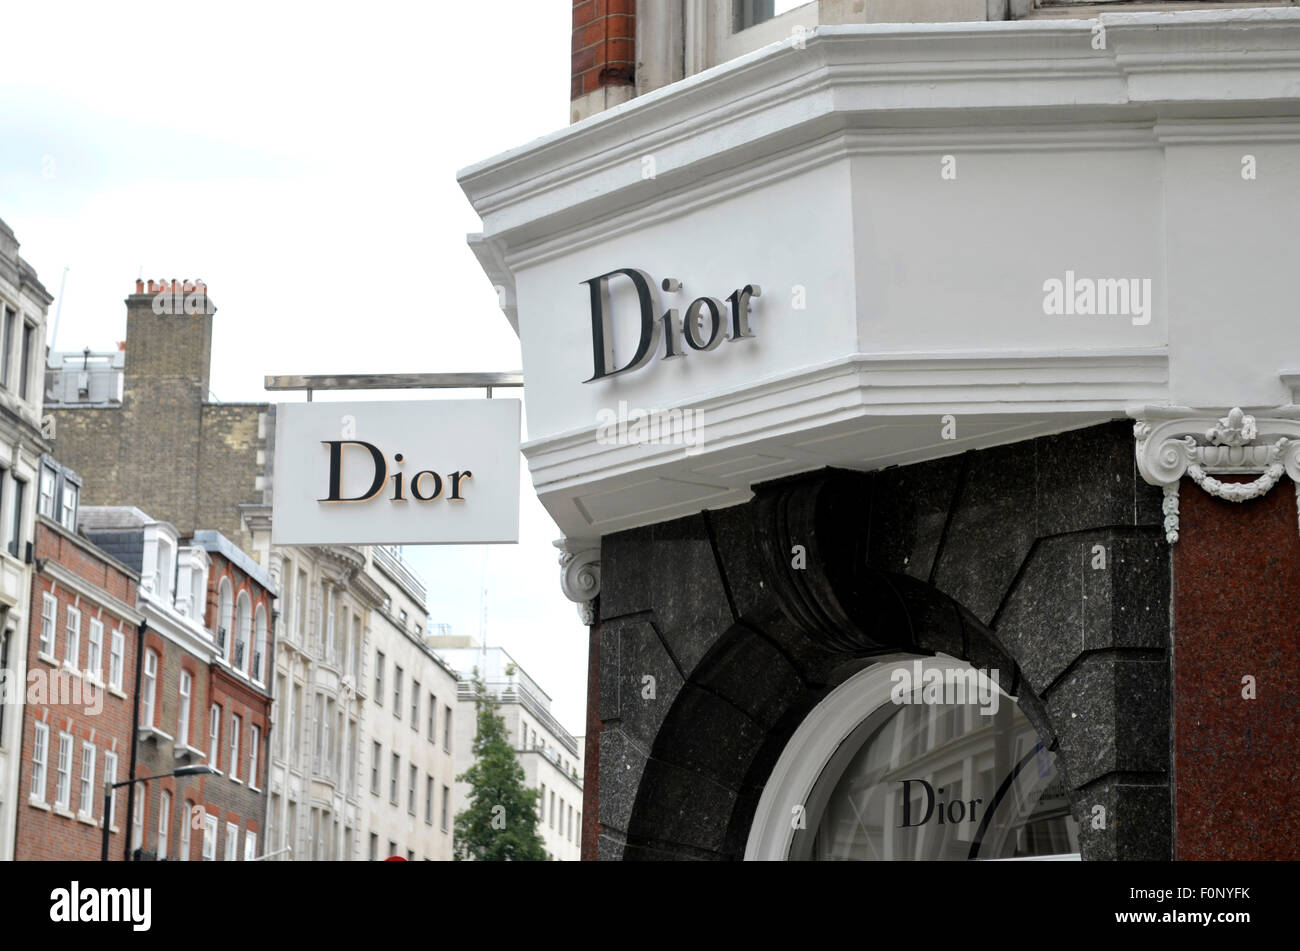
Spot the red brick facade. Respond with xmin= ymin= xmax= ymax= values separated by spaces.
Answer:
xmin=13 ymin=517 xmax=140 ymax=861
xmin=572 ymin=0 xmax=635 ymax=101
xmin=130 ymin=546 xmax=274 ymax=861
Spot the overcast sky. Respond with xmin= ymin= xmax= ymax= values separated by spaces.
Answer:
xmin=0 ymin=2 xmax=590 ymax=732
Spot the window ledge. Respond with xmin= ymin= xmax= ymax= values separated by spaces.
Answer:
xmin=61 ymin=661 xmax=82 ymax=676
xmin=137 ymin=724 xmax=174 ymax=744
xmin=83 ymin=673 xmax=105 ymax=689
xmin=77 ymin=813 xmax=98 ymax=827
xmin=36 ymin=651 xmax=58 ymax=667
xmin=249 ymin=785 xmax=261 ymax=793
xmin=53 ymin=806 xmax=76 ymax=820
xmin=28 ymin=797 xmax=51 ymax=812
xmin=230 ymin=777 xmax=243 ymax=785
xmin=174 ymin=744 xmax=207 ymax=764
xmin=108 ymin=685 xmax=127 ymax=701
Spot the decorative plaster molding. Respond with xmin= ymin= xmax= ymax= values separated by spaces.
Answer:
xmin=554 ymin=538 xmax=599 ymax=626
xmin=1132 ymin=406 xmax=1300 ymax=543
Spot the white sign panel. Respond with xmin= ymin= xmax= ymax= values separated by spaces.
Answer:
xmin=272 ymin=399 xmax=520 ymax=546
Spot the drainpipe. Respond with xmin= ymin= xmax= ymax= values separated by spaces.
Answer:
xmin=122 ymin=617 xmax=147 ymax=861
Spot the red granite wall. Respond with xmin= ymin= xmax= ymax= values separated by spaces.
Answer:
xmin=1173 ymin=475 xmax=1300 ymax=858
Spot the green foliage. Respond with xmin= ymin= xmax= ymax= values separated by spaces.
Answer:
xmin=453 ymin=671 xmax=547 ymax=861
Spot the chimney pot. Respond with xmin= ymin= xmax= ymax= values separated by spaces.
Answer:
xmin=135 ymin=279 xmax=144 ymax=294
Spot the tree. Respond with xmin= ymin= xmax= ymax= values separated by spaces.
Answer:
xmin=453 ymin=670 xmax=548 ymax=861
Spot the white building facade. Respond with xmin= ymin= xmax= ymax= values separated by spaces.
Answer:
xmin=0 ymin=218 xmax=52 ymax=861
xmin=360 ymin=546 xmax=459 ymax=862
xmin=434 ymin=641 xmax=583 ymax=861
xmin=462 ymin=4 xmax=1300 ymax=861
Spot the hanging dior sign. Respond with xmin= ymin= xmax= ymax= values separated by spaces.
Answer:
xmin=1132 ymin=406 xmax=1300 ymax=543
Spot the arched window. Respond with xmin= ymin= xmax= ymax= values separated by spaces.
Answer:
xmin=235 ymin=591 xmax=252 ymax=674
xmin=216 ymin=578 xmax=233 ymax=653
xmin=253 ymin=603 xmax=268 ymax=683
xmin=746 ymin=657 xmax=1079 ymax=861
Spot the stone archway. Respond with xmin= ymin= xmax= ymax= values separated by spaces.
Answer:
xmin=595 ymin=421 xmax=1172 ymax=861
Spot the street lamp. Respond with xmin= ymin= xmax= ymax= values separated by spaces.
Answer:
xmin=101 ymin=765 xmax=216 ymax=861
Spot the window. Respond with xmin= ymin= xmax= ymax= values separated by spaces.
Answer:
xmin=177 ymin=670 xmax=192 ymax=748
xmin=39 ymin=592 xmax=56 ymax=656
xmin=38 ymin=463 xmax=56 ymax=518
xmin=393 ymin=666 xmax=403 ymax=717
xmin=0 ymin=307 xmax=12 ymax=388
xmin=428 ymin=694 xmax=436 ymax=740
xmin=55 ymin=731 xmax=73 ymax=810
xmin=202 ymin=813 xmax=218 ymax=861
xmin=158 ymin=790 xmax=171 ymax=859
xmin=58 ymin=479 xmax=77 ymax=532
xmin=230 ymin=714 xmax=241 ymax=782
xmin=388 ymin=839 xmax=397 ymax=858
xmin=131 ymin=782 xmax=145 ymax=852
xmin=369 ymin=833 xmax=378 ymax=861
xmin=216 ymin=576 xmax=233 ymax=651
xmin=408 ymin=764 xmax=417 ymax=814
xmin=155 ymin=537 xmax=173 ymax=603
xmin=410 ymin=680 xmax=420 ymax=730
xmin=425 ymin=776 xmax=434 ymax=824
xmin=324 ymin=585 xmax=335 ymax=662
xmin=19 ymin=321 xmax=33 ymax=401
xmin=406 ymin=848 xmax=414 ymax=862
xmin=374 ymin=651 xmax=384 ymax=704
xmin=443 ymin=705 xmax=452 ymax=752
xmin=7 ymin=476 xmax=23 ymax=558
xmin=225 ymin=821 xmax=238 ymax=861
xmin=30 ymin=722 xmax=48 ymax=802
xmin=253 ymin=604 xmax=268 ymax=682
xmin=245 ymin=831 xmax=257 ymax=861
xmin=539 ymin=782 xmax=545 ymax=818
xmin=390 ymin=753 xmax=399 ymax=805
xmin=79 ymin=742 xmax=96 ymax=818
xmin=249 ymin=725 xmax=260 ymax=788
xmin=295 ymin=568 xmax=307 ymax=640
xmin=370 ymin=741 xmax=381 ymax=795
xmin=208 ymin=704 xmax=221 ymax=770
xmin=180 ymin=800 xmax=192 ymax=861
xmin=312 ymin=694 xmax=324 ymax=771
xmin=109 ymin=630 xmax=125 ymax=690
xmin=441 ymin=785 xmax=450 ymax=832
xmin=141 ymin=649 xmax=158 ymax=727
xmin=87 ymin=619 xmax=104 ymax=679
xmin=235 ymin=591 xmax=251 ymax=673
xmin=63 ymin=606 xmax=81 ymax=669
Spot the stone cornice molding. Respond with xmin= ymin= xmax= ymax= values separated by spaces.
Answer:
xmin=1132 ymin=405 xmax=1300 ymax=542
xmin=461 ymin=11 xmax=1300 ymax=252
xmin=554 ymin=538 xmax=599 ymax=626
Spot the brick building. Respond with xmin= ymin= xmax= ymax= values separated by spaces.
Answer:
xmin=12 ymin=470 xmax=142 ymax=861
xmin=48 ymin=280 xmax=267 ymax=552
xmin=79 ymin=506 xmax=275 ymax=860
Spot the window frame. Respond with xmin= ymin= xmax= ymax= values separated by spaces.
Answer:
xmin=78 ymin=741 xmax=96 ymax=819
xmin=30 ymin=721 xmax=49 ymax=803
xmin=55 ymin=730 xmax=73 ymax=811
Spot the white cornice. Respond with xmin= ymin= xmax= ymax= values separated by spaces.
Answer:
xmin=460 ymin=11 xmax=1300 ymax=253
xmin=525 ymin=348 xmax=1167 ymax=496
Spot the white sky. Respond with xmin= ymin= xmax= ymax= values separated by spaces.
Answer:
xmin=0 ymin=2 xmax=590 ymax=733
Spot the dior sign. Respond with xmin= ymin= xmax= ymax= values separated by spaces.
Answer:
xmin=582 ymin=268 xmax=760 ymax=382
xmin=272 ymin=399 xmax=520 ymax=546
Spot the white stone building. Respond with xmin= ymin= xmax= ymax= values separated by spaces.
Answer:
xmin=0 ymin=218 xmax=52 ymax=861
xmin=432 ymin=639 xmax=583 ymax=861
xmin=358 ymin=546 xmax=459 ymax=862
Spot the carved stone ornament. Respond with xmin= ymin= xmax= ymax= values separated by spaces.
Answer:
xmin=1132 ymin=406 xmax=1300 ymax=543
xmin=554 ymin=538 xmax=600 ymax=626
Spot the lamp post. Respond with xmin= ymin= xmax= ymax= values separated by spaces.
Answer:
xmin=101 ymin=765 xmax=215 ymax=861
